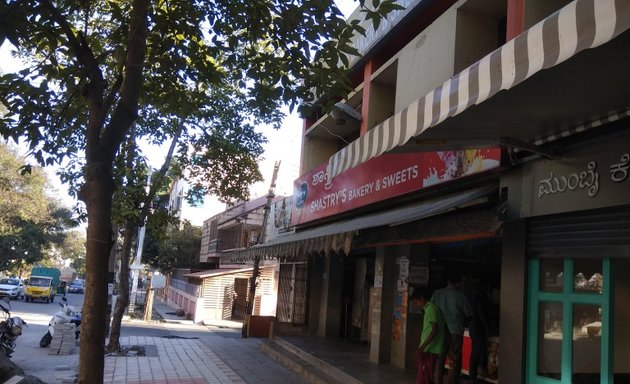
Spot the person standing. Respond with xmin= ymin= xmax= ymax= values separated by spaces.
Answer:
xmin=413 ymin=287 xmax=446 ymax=384
xmin=468 ymin=279 xmax=490 ymax=384
xmin=60 ymin=280 xmax=67 ymax=297
xmin=431 ymin=272 xmax=472 ymax=384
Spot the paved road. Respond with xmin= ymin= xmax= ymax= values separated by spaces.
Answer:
xmin=4 ymin=294 xmax=304 ymax=384
xmin=7 ymin=292 xmax=84 ymax=383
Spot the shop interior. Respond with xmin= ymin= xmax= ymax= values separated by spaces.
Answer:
xmin=335 ymin=238 xmax=503 ymax=381
xmin=427 ymin=238 xmax=502 ymax=337
xmin=416 ymin=237 xmax=502 ymax=382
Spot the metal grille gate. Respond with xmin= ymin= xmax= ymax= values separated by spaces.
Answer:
xmin=277 ymin=262 xmax=308 ymax=324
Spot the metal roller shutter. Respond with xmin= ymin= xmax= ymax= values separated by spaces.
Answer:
xmin=528 ymin=206 xmax=630 ymax=258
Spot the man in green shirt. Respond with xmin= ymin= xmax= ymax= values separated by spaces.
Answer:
xmin=413 ymin=287 xmax=446 ymax=384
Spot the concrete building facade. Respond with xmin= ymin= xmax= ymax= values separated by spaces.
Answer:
xmin=233 ymin=1 xmax=630 ymax=382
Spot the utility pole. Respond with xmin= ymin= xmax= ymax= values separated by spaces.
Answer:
xmin=129 ymin=170 xmax=152 ymax=316
xmin=128 ymin=225 xmax=146 ymax=316
xmin=242 ymin=161 xmax=280 ymax=337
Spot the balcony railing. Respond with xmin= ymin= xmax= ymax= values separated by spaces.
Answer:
xmin=170 ymin=278 xmax=201 ymax=297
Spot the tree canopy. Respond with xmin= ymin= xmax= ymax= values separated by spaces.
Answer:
xmin=0 ymin=143 xmax=77 ymax=274
xmin=143 ymin=222 xmax=202 ymax=274
xmin=60 ymin=229 xmax=87 ymax=276
xmin=0 ymin=0 xmax=400 ymax=381
xmin=0 ymin=0 xmax=397 ymax=199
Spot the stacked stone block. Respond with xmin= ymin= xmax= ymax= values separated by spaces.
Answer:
xmin=48 ymin=323 xmax=76 ymax=355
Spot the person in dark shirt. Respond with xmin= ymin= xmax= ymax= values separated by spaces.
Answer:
xmin=432 ymin=272 xmax=472 ymax=384
xmin=468 ymin=278 xmax=490 ymax=383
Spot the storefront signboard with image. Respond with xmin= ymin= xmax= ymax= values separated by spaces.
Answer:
xmin=292 ymin=148 xmax=501 ymax=226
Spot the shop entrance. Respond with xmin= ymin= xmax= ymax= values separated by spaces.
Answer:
xmin=231 ymin=278 xmax=248 ymax=320
xmin=426 ymin=238 xmax=502 ymax=382
xmin=340 ymin=252 xmax=375 ymax=341
xmin=427 ymin=238 xmax=501 ymax=327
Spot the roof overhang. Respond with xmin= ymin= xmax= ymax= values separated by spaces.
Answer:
xmin=184 ymin=267 xmax=253 ymax=279
xmin=327 ymin=0 xmax=630 ymax=179
xmin=226 ymin=185 xmax=495 ymax=262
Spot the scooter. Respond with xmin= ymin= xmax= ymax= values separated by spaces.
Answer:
xmin=39 ymin=297 xmax=81 ymax=348
xmin=0 ymin=296 xmax=27 ymax=357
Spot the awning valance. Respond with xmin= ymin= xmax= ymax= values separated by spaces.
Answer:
xmin=227 ymin=185 xmax=495 ymax=262
xmin=327 ymin=0 xmax=630 ymax=179
xmin=184 ymin=267 xmax=253 ymax=278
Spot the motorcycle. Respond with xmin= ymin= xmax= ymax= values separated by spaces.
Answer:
xmin=0 ymin=296 xmax=27 ymax=357
xmin=39 ymin=297 xmax=81 ymax=348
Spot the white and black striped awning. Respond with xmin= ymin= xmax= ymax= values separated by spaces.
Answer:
xmin=327 ymin=0 xmax=630 ymax=179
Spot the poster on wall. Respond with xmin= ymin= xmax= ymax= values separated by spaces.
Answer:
xmin=374 ymin=264 xmax=383 ymax=288
xmin=392 ymin=290 xmax=408 ymax=341
xmin=272 ymin=196 xmax=292 ymax=233
xmin=399 ymin=257 xmax=409 ymax=279
xmin=397 ymin=278 xmax=408 ymax=292
xmin=409 ymin=266 xmax=429 ymax=285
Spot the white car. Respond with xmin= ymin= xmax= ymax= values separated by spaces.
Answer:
xmin=0 ymin=278 xmax=25 ymax=300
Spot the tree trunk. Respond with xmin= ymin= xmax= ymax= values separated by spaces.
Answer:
xmin=143 ymin=288 xmax=154 ymax=321
xmin=107 ymin=219 xmax=134 ymax=352
xmin=106 ymin=132 xmax=179 ymax=349
xmin=78 ymin=162 xmax=114 ymax=384
xmin=76 ymin=0 xmax=149 ymax=379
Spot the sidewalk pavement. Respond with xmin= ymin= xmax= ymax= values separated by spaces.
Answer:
xmin=101 ymin=300 xmax=304 ymax=384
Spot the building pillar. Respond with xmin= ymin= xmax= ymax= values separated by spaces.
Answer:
xmin=389 ymin=244 xmax=411 ymax=369
xmin=370 ymin=245 xmax=398 ymax=363
xmin=309 ymin=255 xmax=324 ymax=335
xmin=499 ymin=219 xmax=527 ymax=384
xmin=317 ymin=251 xmax=344 ymax=338
xmin=359 ymin=59 xmax=375 ymax=136
xmin=506 ymin=0 xmax=525 ymax=41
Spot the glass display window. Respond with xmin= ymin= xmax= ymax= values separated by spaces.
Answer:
xmin=573 ymin=259 xmax=603 ymax=294
xmin=526 ymin=258 xmax=612 ymax=384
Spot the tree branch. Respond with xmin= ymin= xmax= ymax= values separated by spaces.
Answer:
xmin=101 ymin=0 xmax=150 ymax=155
xmin=52 ymin=86 xmax=81 ymax=130
xmin=103 ymin=72 xmax=124 ymax=118
xmin=39 ymin=0 xmax=107 ymax=153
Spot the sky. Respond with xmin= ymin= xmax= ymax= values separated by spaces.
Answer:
xmin=0 ymin=1 xmax=358 ymax=226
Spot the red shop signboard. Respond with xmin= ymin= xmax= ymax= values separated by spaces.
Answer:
xmin=290 ymin=148 xmax=501 ymax=226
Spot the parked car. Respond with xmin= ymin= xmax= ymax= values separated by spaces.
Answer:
xmin=0 ymin=278 xmax=25 ymax=300
xmin=67 ymin=280 xmax=84 ymax=294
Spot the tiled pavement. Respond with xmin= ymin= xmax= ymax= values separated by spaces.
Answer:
xmin=13 ymin=295 xmax=414 ymax=384
xmin=18 ymin=298 xmax=381 ymax=384
xmin=103 ymin=332 xmax=304 ymax=384
xmin=198 ymin=333 xmax=303 ymax=383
